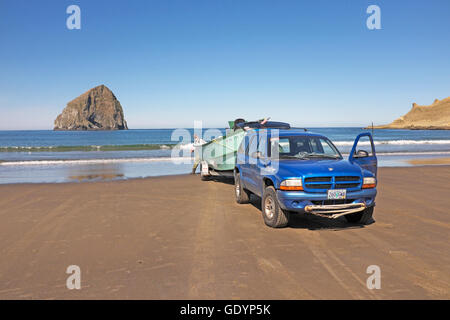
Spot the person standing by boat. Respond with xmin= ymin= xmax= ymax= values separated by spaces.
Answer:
xmin=191 ymin=134 xmax=206 ymax=174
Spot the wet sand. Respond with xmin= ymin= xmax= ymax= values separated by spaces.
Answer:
xmin=409 ymin=157 xmax=450 ymax=165
xmin=0 ymin=166 xmax=449 ymax=299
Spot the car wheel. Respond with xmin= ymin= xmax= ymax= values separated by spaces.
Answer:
xmin=345 ymin=206 xmax=374 ymax=224
xmin=262 ymin=186 xmax=289 ymax=228
xmin=234 ymin=174 xmax=250 ymax=204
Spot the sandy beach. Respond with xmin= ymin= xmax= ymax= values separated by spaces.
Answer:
xmin=409 ymin=157 xmax=450 ymax=165
xmin=0 ymin=166 xmax=449 ymax=299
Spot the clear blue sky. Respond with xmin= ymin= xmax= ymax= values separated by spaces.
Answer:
xmin=0 ymin=0 xmax=449 ymax=129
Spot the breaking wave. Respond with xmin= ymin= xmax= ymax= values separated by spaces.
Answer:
xmin=0 ymin=157 xmax=194 ymax=166
xmin=0 ymin=143 xmax=195 ymax=152
xmin=333 ymin=139 xmax=450 ymax=146
xmin=1 ymin=140 xmax=449 ymax=153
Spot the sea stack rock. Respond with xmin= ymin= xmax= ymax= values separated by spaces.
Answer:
xmin=54 ymin=85 xmax=128 ymax=130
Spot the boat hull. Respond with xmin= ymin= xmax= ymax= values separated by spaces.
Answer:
xmin=198 ymin=129 xmax=245 ymax=172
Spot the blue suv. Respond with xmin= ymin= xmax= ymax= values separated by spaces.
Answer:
xmin=234 ymin=129 xmax=377 ymax=228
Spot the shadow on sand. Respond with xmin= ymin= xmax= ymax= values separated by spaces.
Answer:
xmin=248 ymin=194 xmax=373 ymax=231
xmin=204 ymin=176 xmax=235 ymax=185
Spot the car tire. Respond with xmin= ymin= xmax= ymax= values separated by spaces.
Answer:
xmin=262 ymin=186 xmax=289 ymax=228
xmin=234 ymin=174 xmax=250 ymax=204
xmin=345 ymin=206 xmax=374 ymax=224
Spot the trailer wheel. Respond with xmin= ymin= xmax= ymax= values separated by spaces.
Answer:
xmin=200 ymin=163 xmax=210 ymax=181
xmin=234 ymin=174 xmax=250 ymax=204
xmin=345 ymin=207 xmax=374 ymax=224
xmin=262 ymin=186 xmax=289 ymax=228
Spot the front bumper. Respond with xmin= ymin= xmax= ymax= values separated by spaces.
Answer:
xmin=276 ymin=188 xmax=377 ymax=216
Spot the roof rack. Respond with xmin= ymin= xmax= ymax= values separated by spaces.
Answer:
xmin=290 ymin=127 xmax=308 ymax=132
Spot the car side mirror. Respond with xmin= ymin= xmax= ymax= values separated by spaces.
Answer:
xmin=354 ymin=150 xmax=369 ymax=158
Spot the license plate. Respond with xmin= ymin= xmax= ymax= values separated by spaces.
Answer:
xmin=327 ymin=189 xmax=346 ymax=200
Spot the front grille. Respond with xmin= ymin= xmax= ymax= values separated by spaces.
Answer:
xmin=303 ymin=175 xmax=361 ymax=192
xmin=306 ymin=183 xmax=332 ymax=189
xmin=305 ymin=177 xmax=332 ymax=183
xmin=335 ymin=176 xmax=359 ymax=182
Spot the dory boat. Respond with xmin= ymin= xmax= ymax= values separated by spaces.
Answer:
xmin=193 ymin=118 xmax=290 ymax=178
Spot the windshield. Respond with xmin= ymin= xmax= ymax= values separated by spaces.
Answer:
xmin=269 ymin=135 xmax=342 ymax=160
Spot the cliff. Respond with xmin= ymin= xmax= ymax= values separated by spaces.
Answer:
xmin=54 ymin=85 xmax=128 ymax=130
xmin=370 ymin=97 xmax=450 ymax=130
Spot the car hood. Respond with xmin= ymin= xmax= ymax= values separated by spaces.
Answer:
xmin=273 ymin=159 xmax=363 ymax=178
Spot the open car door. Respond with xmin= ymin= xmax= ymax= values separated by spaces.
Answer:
xmin=349 ymin=133 xmax=377 ymax=177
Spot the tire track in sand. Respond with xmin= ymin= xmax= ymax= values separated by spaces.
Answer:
xmin=295 ymin=230 xmax=378 ymax=299
xmin=187 ymin=180 xmax=220 ymax=299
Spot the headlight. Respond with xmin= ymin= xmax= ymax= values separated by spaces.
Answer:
xmin=362 ymin=177 xmax=377 ymax=189
xmin=280 ymin=179 xmax=303 ymax=191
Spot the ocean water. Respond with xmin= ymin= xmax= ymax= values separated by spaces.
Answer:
xmin=1 ymin=128 xmax=449 ymax=184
